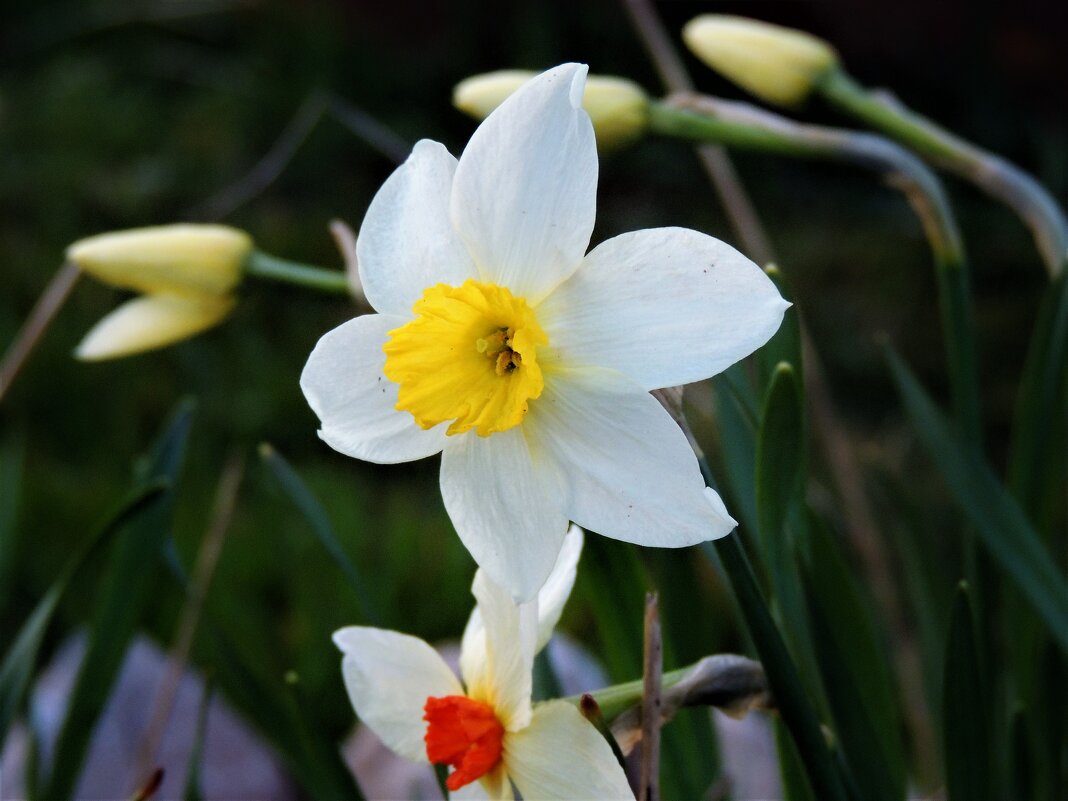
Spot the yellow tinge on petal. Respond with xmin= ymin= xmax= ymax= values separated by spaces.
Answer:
xmin=383 ymin=280 xmax=547 ymax=437
xmin=75 ymin=293 xmax=236 ymax=361
xmin=453 ymin=70 xmax=649 ymax=151
xmin=68 ymin=223 xmax=252 ymax=296
xmin=683 ymin=15 xmax=838 ymax=107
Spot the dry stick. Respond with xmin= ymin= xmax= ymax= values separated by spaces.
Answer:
xmin=189 ymin=89 xmax=330 ymax=221
xmin=0 ymin=261 xmax=80 ymax=404
xmin=328 ymin=94 xmax=411 ymax=166
xmin=638 ymin=592 xmax=662 ymax=801
xmin=620 ymin=0 xmax=938 ymax=780
xmin=130 ymin=454 xmax=245 ymax=791
xmin=620 ymin=0 xmax=774 ymax=265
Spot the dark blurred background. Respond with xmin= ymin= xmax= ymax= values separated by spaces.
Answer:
xmin=1 ymin=0 xmax=1065 ymax=757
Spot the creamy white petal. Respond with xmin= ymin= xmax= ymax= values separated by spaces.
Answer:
xmin=531 ymin=525 xmax=583 ymax=652
xmin=527 ymin=368 xmax=736 ymax=546
xmin=451 ymin=765 xmax=514 ymax=800
xmin=460 ymin=524 xmax=583 ymax=692
xmin=356 ymin=139 xmax=478 ymax=316
xmin=440 ymin=428 xmax=569 ymax=604
xmin=332 ymin=626 xmax=462 ymax=764
xmin=451 ymin=64 xmax=598 ymax=305
xmin=504 ymin=701 xmax=634 ymax=800
xmin=75 ymin=293 xmax=234 ymax=361
xmin=463 ymin=571 xmax=537 ymax=732
xmin=538 ymin=227 xmax=789 ymax=390
xmin=300 ymin=313 xmax=447 ymax=463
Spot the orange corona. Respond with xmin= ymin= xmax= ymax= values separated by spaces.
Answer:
xmin=423 ymin=695 xmax=505 ymax=790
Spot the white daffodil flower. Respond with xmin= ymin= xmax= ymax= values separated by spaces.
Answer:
xmin=334 ymin=528 xmax=633 ymax=800
xmin=302 ymin=63 xmax=788 ymax=602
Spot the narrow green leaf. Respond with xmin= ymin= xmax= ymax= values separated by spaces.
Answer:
xmin=1008 ymin=270 xmax=1068 ymax=522
xmin=710 ymin=368 xmax=762 ymax=573
xmin=42 ymin=399 xmax=195 ymax=801
xmin=752 ymin=364 xmax=824 ymax=705
xmin=0 ymin=480 xmax=168 ymax=748
xmin=0 ymin=429 xmax=25 ymax=614
xmin=257 ymin=442 xmax=379 ymax=625
xmin=1009 ymin=707 xmax=1036 ymax=801
xmin=756 ymin=363 xmax=804 ymax=552
xmin=886 ymin=348 xmax=1068 ymax=656
xmin=775 ymin=717 xmax=818 ymax=801
xmin=708 ymin=533 xmax=850 ymax=801
xmin=943 ymin=583 xmax=993 ymax=801
xmin=801 ymin=522 xmax=905 ymax=801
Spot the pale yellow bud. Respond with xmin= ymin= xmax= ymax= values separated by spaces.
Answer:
xmin=75 ymin=293 xmax=236 ymax=361
xmin=67 ymin=224 xmax=252 ymax=297
xmin=454 ymin=70 xmax=649 ymax=150
xmin=683 ymin=15 xmax=838 ymax=107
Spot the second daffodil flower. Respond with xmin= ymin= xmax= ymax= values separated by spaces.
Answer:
xmin=334 ymin=527 xmax=634 ymax=800
xmin=301 ymin=64 xmax=789 ymax=601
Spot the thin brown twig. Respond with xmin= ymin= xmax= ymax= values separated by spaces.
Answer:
xmin=130 ymin=453 xmax=245 ymax=791
xmin=0 ymin=261 xmax=80 ymax=405
xmin=638 ymin=592 xmax=662 ymax=801
xmin=619 ymin=0 xmax=774 ymax=264
xmin=189 ymin=89 xmax=330 ymax=221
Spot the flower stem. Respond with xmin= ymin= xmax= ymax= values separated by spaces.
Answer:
xmin=244 ymin=250 xmax=351 ymax=295
xmin=818 ymin=68 xmax=1068 ymax=276
xmin=648 ymin=96 xmax=981 ymax=443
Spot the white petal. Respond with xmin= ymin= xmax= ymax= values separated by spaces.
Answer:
xmin=356 ymin=139 xmax=478 ymax=316
xmin=504 ymin=701 xmax=633 ymax=800
xmin=75 ymin=293 xmax=234 ymax=361
xmin=452 ymin=765 xmax=514 ymax=800
xmin=451 ymin=64 xmax=598 ymax=305
xmin=459 ymin=524 xmax=583 ymax=691
xmin=538 ymin=227 xmax=789 ymax=389
xmin=440 ymin=428 xmax=570 ymax=603
xmin=464 ymin=571 xmax=537 ymax=732
xmin=531 ymin=525 xmax=583 ymax=652
xmin=332 ymin=626 xmax=462 ymax=764
xmin=300 ymin=313 xmax=448 ymax=464
xmin=527 ymin=368 xmax=736 ymax=546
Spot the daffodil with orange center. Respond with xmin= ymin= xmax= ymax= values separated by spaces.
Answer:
xmin=302 ymin=64 xmax=789 ymax=602
xmin=333 ymin=528 xmax=633 ymax=799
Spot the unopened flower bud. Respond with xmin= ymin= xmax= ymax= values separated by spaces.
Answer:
xmin=453 ymin=70 xmax=649 ymax=151
xmin=67 ymin=223 xmax=252 ymax=296
xmin=683 ymin=15 xmax=838 ymax=107
xmin=74 ymin=293 xmax=236 ymax=361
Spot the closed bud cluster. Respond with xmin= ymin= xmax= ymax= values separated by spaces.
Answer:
xmin=68 ymin=223 xmax=251 ymax=360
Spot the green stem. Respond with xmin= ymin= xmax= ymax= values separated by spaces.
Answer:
xmin=818 ymin=68 xmax=1068 ymax=276
xmin=568 ymin=664 xmax=695 ymax=722
xmin=649 ymin=97 xmax=980 ymax=443
xmin=244 ymin=250 xmax=351 ymax=295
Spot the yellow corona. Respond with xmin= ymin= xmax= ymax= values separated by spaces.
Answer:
xmin=383 ymin=280 xmax=547 ymax=437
